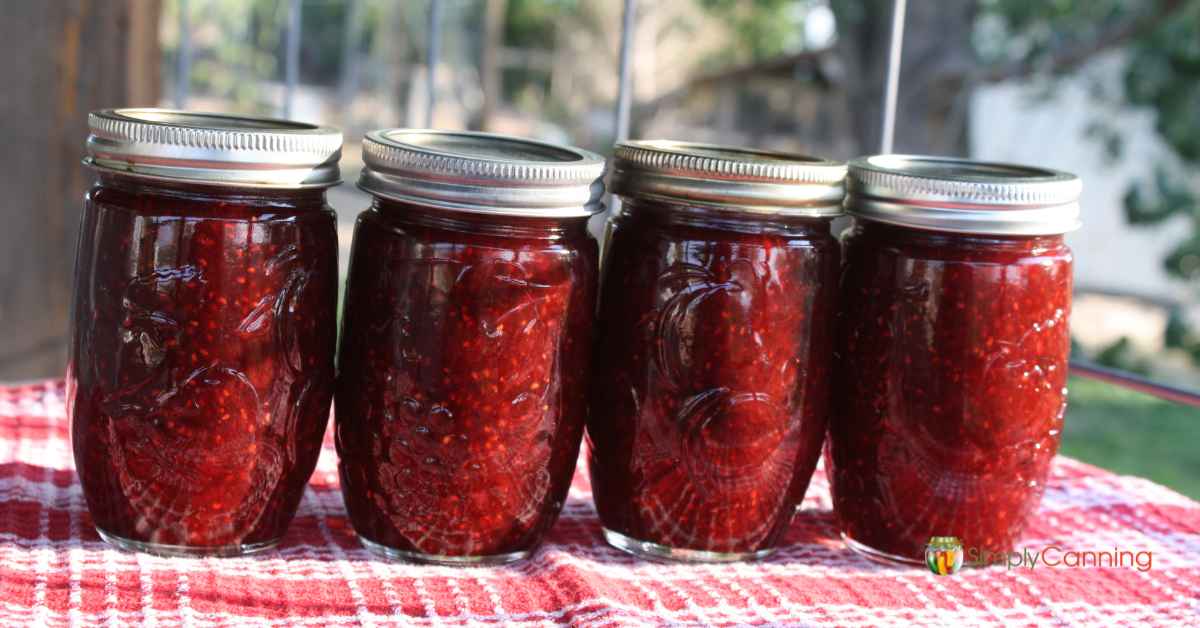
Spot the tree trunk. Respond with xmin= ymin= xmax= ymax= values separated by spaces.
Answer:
xmin=478 ymin=0 xmax=507 ymax=131
xmin=835 ymin=0 xmax=976 ymax=157
xmin=338 ymin=0 xmax=363 ymax=110
xmin=0 ymin=0 xmax=161 ymax=380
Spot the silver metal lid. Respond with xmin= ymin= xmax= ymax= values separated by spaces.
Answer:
xmin=847 ymin=155 xmax=1082 ymax=235
xmin=608 ymin=140 xmax=847 ymax=216
xmin=358 ymin=129 xmax=607 ymax=218
xmin=86 ymin=108 xmax=342 ymax=188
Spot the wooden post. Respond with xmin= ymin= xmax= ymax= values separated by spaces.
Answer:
xmin=0 ymin=0 xmax=161 ymax=380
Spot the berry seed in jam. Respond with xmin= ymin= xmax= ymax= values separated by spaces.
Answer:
xmin=587 ymin=141 xmax=846 ymax=561
xmin=827 ymin=155 xmax=1081 ymax=564
xmin=68 ymin=110 xmax=341 ymax=557
xmin=335 ymin=130 xmax=604 ymax=564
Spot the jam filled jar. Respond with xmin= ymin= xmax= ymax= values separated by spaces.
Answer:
xmin=68 ymin=109 xmax=341 ymax=557
xmin=827 ymin=155 xmax=1081 ymax=564
xmin=336 ymin=130 xmax=604 ymax=564
xmin=588 ymin=141 xmax=846 ymax=561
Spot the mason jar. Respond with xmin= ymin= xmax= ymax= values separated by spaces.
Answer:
xmin=68 ymin=109 xmax=342 ymax=556
xmin=588 ymin=141 xmax=845 ymax=561
xmin=335 ymin=130 xmax=604 ymax=565
xmin=827 ymin=155 xmax=1081 ymax=563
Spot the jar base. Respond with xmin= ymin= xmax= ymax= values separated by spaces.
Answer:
xmin=359 ymin=537 xmax=531 ymax=566
xmin=841 ymin=532 xmax=924 ymax=566
xmin=602 ymin=528 xmax=775 ymax=563
xmin=96 ymin=528 xmax=280 ymax=558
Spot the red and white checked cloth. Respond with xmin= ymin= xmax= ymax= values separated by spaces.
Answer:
xmin=1 ymin=380 xmax=1198 ymax=627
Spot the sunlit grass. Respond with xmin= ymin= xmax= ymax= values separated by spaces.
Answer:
xmin=1062 ymin=375 xmax=1200 ymax=499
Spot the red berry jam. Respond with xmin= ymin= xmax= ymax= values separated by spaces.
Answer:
xmin=827 ymin=155 xmax=1080 ymax=563
xmin=587 ymin=142 xmax=846 ymax=561
xmin=335 ymin=130 xmax=604 ymax=564
xmin=68 ymin=110 xmax=341 ymax=556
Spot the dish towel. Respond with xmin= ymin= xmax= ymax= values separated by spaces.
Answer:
xmin=2 ymin=380 xmax=1197 ymax=626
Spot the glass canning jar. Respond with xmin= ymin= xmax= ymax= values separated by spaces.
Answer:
xmin=827 ymin=155 xmax=1081 ymax=564
xmin=335 ymin=130 xmax=604 ymax=565
xmin=67 ymin=109 xmax=342 ymax=556
xmin=588 ymin=141 xmax=846 ymax=561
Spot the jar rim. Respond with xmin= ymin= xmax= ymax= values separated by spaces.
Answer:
xmin=608 ymin=140 xmax=846 ymax=217
xmin=847 ymin=154 xmax=1082 ymax=235
xmin=357 ymin=128 xmax=606 ymax=218
xmin=85 ymin=108 xmax=343 ymax=188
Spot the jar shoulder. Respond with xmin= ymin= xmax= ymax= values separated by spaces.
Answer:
xmin=86 ymin=181 xmax=336 ymax=221
xmin=841 ymin=223 xmax=1073 ymax=266
xmin=355 ymin=207 xmax=597 ymax=254
xmin=608 ymin=211 xmax=839 ymax=251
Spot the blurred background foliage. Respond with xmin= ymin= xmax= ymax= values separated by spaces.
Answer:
xmin=699 ymin=0 xmax=813 ymax=61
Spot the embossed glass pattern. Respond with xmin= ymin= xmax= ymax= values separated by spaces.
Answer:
xmin=336 ymin=129 xmax=603 ymax=564
xmin=827 ymin=156 xmax=1078 ymax=563
xmin=589 ymin=174 xmax=841 ymax=559
xmin=67 ymin=173 xmax=338 ymax=556
xmin=335 ymin=203 xmax=597 ymax=563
